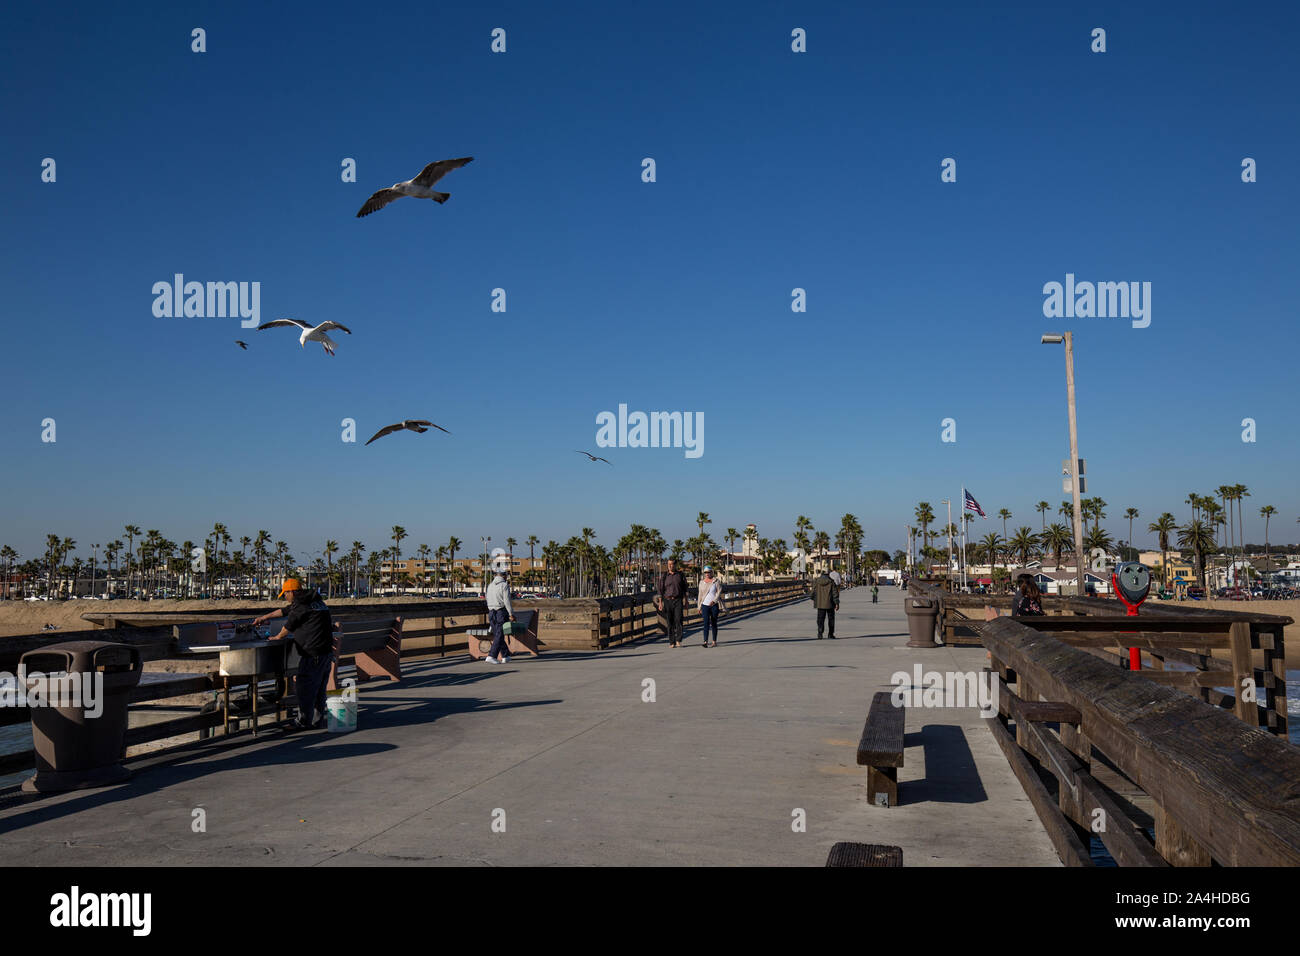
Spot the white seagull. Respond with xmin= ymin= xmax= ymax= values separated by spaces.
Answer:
xmin=256 ymin=319 xmax=352 ymax=356
xmin=356 ymin=157 xmax=474 ymax=218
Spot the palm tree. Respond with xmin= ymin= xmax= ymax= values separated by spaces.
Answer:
xmin=0 ymin=545 xmax=16 ymax=599
xmin=446 ymin=536 xmax=462 ymax=596
xmin=1083 ymin=526 xmax=1113 ymax=566
xmin=123 ymin=525 xmax=141 ymax=597
xmin=60 ymin=537 xmax=77 ymax=596
xmin=1147 ymin=513 xmax=1177 ymax=588
xmin=1035 ymin=501 xmax=1050 ymax=531
xmin=350 ymin=541 xmax=365 ymax=596
xmin=1123 ymin=508 xmax=1139 ymax=559
xmin=1041 ymin=523 xmax=1072 ymax=569
xmin=914 ymin=503 xmax=935 ymax=552
xmin=525 ymin=534 xmax=539 ymax=585
xmin=390 ymin=526 xmax=407 ymax=592
xmin=979 ymin=533 xmax=1003 ymax=577
xmin=1260 ymin=505 xmax=1277 ymax=573
xmin=998 ymin=509 xmax=1012 ymax=541
xmin=1234 ymin=484 xmax=1251 ymax=581
xmin=1177 ymin=520 xmax=1216 ymax=589
xmin=1008 ymin=527 xmax=1039 ymax=567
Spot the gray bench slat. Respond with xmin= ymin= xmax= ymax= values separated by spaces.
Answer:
xmin=857 ymin=691 xmax=905 ymax=767
xmin=826 ymin=842 xmax=904 ymax=867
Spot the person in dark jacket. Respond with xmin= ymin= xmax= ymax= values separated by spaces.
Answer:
xmin=254 ymin=578 xmax=337 ymax=730
xmin=1011 ymin=574 xmax=1045 ymax=617
xmin=656 ymin=558 xmax=690 ymax=648
xmin=810 ymin=570 xmax=840 ymax=639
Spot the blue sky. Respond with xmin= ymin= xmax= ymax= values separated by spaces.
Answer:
xmin=2 ymin=0 xmax=1298 ymax=561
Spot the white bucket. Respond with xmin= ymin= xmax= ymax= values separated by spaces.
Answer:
xmin=326 ymin=691 xmax=357 ymax=732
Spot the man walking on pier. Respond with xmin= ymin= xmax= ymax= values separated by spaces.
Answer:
xmin=811 ymin=569 xmax=839 ymax=639
xmin=657 ymin=558 xmax=689 ymax=648
xmin=254 ymin=578 xmax=336 ymax=730
xmin=485 ymin=566 xmax=516 ymax=663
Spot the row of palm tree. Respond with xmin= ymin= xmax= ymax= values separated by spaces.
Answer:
xmin=913 ymin=491 xmax=1288 ymax=591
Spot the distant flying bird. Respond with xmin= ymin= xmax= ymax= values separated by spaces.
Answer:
xmin=575 ymin=450 xmax=612 ymax=464
xmin=256 ymin=319 xmax=352 ymax=356
xmin=366 ymin=420 xmax=450 ymax=446
xmin=235 ymin=340 xmax=248 ymax=350
xmin=356 ymin=157 xmax=474 ymax=218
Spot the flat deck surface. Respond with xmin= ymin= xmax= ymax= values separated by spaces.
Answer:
xmin=0 ymin=587 xmax=1060 ymax=866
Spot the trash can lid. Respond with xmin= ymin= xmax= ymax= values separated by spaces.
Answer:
xmin=20 ymin=640 xmax=139 ymax=671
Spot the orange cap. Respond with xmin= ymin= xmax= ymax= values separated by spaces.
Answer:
xmin=277 ymin=578 xmax=301 ymax=599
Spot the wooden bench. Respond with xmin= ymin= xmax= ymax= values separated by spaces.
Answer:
xmin=826 ymin=842 xmax=904 ymax=867
xmin=857 ymin=691 xmax=905 ymax=807
xmin=466 ymin=610 xmax=541 ymax=660
xmin=328 ymin=617 xmax=403 ymax=689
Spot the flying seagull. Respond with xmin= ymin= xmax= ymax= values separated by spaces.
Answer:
xmin=356 ymin=157 xmax=474 ymax=218
xmin=575 ymin=450 xmax=612 ymax=464
xmin=366 ymin=420 xmax=451 ymax=446
xmin=255 ymin=319 xmax=352 ymax=356
xmin=235 ymin=340 xmax=248 ymax=350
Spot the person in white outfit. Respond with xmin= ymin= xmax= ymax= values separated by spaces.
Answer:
xmin=697 ymin=566 xmax=725 ymax=647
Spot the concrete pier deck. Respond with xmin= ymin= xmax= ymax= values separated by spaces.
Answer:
xmin=0 ymin=586 xmax=1060 ymax=866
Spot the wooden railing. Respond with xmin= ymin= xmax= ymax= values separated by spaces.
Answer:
xmin=908 ymin=580 xmax=1291 ymax=736
xmin=980 ymin=615 xmax=1300 ymax=866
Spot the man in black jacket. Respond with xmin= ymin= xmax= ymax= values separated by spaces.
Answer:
xmin=254 ymin=578 xmax=336 ymax=730
xmin=656 ymin=558 xmax=690 ymax=648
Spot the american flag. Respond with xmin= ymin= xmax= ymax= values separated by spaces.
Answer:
xmin=963 ymin=489 xmax=986 ymax=517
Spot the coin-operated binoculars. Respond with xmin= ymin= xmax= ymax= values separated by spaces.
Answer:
xmin=1112 ymin=562 xmax=1151 ymax=670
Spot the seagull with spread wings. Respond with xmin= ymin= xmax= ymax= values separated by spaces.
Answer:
xmin=235 ymin=340 xmax=248 ymax=350
xmin=366 ymin=420 xmax=451 ymax=446
xmin=356 ymin=157 xmax=474 ymax=218
xmin=255 ymin=319 xmax=352 ymax=356
xmin=575 ymin=450 xmax=612 ymax=464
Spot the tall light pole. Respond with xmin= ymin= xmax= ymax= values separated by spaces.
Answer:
xmin=1042 ymin=333 xmax=1086 ymax=595
xmin=941 ymin=498 xmax=953 ymax=586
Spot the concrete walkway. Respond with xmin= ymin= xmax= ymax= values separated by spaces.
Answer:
xmin=0 ymin=586 xmax=1060 ymax=866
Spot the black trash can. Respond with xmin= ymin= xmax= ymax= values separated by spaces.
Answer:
xmin=904 ymin=598 xmax=940 ymax=648
xmin=20 ymin=641 xmax=142 ymax=793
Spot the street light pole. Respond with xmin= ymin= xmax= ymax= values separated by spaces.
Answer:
xmin=1043 ymin=332 xmax=1087 ymax=595
xmin=942 ymin=498 xmax=953 ymax=587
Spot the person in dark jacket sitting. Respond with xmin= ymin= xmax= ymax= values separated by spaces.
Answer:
xmin=253 ymin=578 xmax=337 ymax=730
xmin=810 ymin=570 xmax=840 ymax=639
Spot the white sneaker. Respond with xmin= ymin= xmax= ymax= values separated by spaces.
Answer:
xmin=483 ymin=655 xmax=498 ymax=663
xmin=500 ymin=656 xmax=511 ymax=664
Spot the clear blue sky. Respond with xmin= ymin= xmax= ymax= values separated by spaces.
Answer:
xmin=2 ymin=0 xmax=1298 ymax=561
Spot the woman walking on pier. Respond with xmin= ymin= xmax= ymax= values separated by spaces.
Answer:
xmin=698 ymin=566 xmax=724 ymax=647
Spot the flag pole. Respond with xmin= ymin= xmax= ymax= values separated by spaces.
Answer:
xmin=961 ymin=487 xmax=967 ymax=591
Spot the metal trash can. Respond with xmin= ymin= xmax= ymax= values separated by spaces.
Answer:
xmin=904 ymin=598 xmax=940 ymax=648
xmin=20 ymin=641 xmax=142 ymax=793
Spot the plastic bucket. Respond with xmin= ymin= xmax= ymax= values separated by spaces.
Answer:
xmin=325 ymin=690 xmax=357 ymax=733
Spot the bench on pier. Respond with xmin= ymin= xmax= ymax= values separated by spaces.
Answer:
xmin=466 ymin=610 xmax=541 ymax=660
xmin=857 ymin=691 xmax=905 ymax=807
xmin=826 ymin=842 xmax=903 ymax=867
xmin=328 ymin=617 xmax=404 ymax=689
